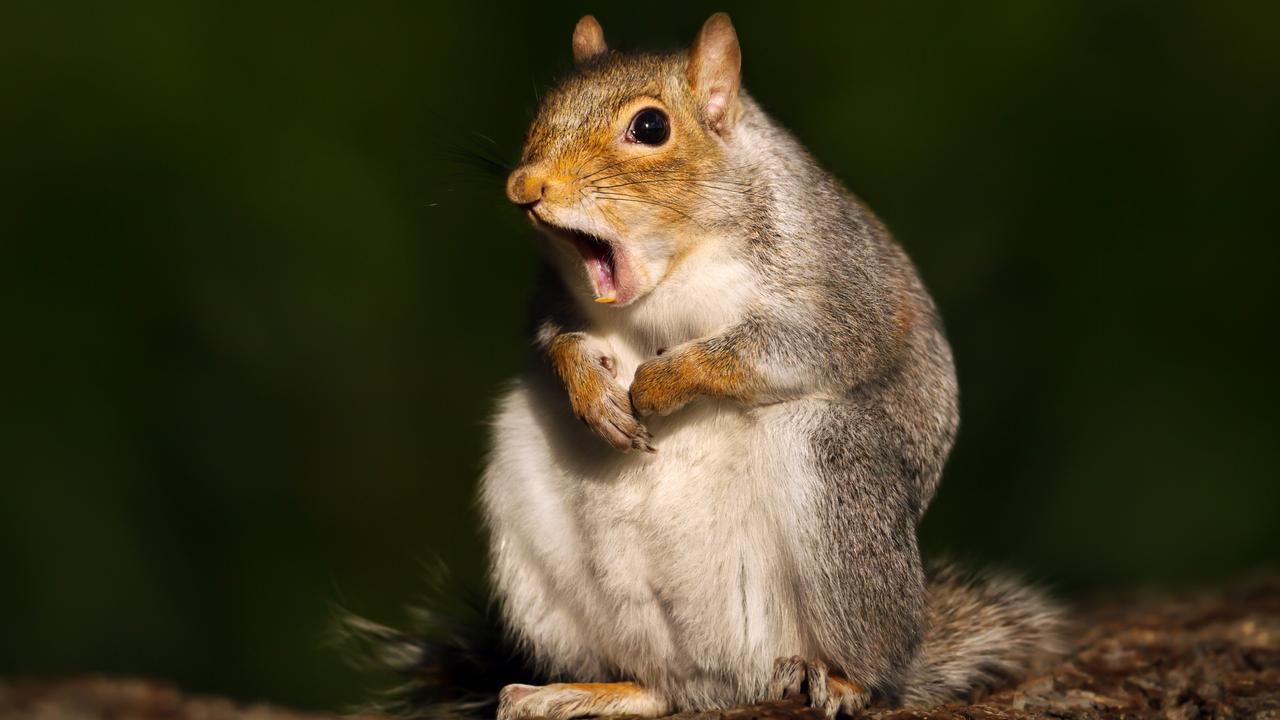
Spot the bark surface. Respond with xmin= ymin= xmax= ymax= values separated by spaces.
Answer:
xmin=4 ymin=579 xmax=1277 ymax=720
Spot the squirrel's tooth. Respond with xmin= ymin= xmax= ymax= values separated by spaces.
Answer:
xmin=594 ymin=295 xmax=617 ymax=304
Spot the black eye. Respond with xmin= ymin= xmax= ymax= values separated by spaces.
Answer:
xmin=627 ymin=108 xmax=670 ymax=146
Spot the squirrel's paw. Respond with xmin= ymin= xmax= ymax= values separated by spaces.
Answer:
xmin=497 ymin=681 xmax=668 ymax=720
xmin=630 ymin=352 xmax=699 ymax=417
xmin=769 ymin=656 xmax=870 ymax=719
xmin=567 ymin=356 xmax=654 ymax=453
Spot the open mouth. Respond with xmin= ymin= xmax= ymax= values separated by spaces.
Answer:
xmin=530 ymin=213 xmax=628 ymax=304
xmin=564 ymin=229 xmax=619 ymax=303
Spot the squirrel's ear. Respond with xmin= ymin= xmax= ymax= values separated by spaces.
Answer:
xmin=688 ymin=12 xmax=741 ymax=134
xmin=572 ymin=15 xmax=608 ymax=66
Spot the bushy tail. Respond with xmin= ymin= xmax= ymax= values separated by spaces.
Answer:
xmin=902 ymin=562 xmax=1066 ymax=707
xmin=335 ymin=571 xmax=533 ymax=719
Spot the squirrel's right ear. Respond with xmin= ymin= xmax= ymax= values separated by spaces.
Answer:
xmin=688 ymin=12 xmax=741 ymax=134
xmin=572 ymin=16 xmax=608 ymax=66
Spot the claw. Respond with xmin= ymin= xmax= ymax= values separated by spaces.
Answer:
xmin=631 ymin=426 xmax=656 ymax=453
xmin=769 ymin=656 xmax=868 ymax=719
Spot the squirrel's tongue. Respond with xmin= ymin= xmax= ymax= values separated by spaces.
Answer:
xmin=586 ymin=254 xmax=617 ymax=303
xmin=566 ymin=232 xmax=617 ymax=303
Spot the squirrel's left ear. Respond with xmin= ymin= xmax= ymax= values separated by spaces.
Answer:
xmin=688 ymin=12 xmax=741 ymax=134
xmin=572 ymin=16 xmax=608 ymax=66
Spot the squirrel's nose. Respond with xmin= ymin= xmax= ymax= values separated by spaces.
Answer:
xmin=506 ymin=168 xmax=546 ymax=207
xmin=507 ymin=166 xmax=576 ymax=207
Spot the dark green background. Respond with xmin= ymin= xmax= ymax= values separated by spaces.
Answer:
xmin=2 ymin=0 xmax=1277 ymax=712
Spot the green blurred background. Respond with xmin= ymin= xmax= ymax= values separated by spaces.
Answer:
xmin=2 ymin=0 xmax=1277 ymax=712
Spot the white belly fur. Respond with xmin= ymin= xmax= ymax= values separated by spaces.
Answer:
xmin=482 ymin=376 xmax=810 ymax=701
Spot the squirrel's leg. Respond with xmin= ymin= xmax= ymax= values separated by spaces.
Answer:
xmin=629 ymin=314 xmax=835 ymax=417
xmin=754 ymin=398 xmax=933 ymax=712
xmin=770 ymin=656 xmax=870 ymax=719
xmin=497 ymin=681 xmax=669 ymax=720
xmin=796 ymin=400 xmax=929 ymax=704
xmin=629 ymin=336 xmax=761 ymax=417
xmin=546 ymin=331 xmax=653 ymax=452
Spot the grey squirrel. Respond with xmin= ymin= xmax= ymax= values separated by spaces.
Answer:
xmin=365 ymin=12 xmax=1063 ymax=719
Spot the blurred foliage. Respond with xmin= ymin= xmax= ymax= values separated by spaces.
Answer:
xmin=1 ymin=0 xmax=1277 ymax=712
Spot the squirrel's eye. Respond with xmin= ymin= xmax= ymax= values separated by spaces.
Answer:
xmin=627 ymin=108 xmax=670 ymax=146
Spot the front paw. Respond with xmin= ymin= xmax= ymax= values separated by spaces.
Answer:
xmin=566 ymin=358 xmax=654 ymax=453
xmin=587 ymin=379 xmax=655 ymax=453
xmin=630 ymin=352 xmax=699 ymax=417
xmin=770 ymin=656 xmax=869 ymax=719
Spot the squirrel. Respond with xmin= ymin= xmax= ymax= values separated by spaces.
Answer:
xmin=450 ymin=12 xmax=1064 ymax=720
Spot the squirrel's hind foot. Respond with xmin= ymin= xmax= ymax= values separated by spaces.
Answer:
xmin=769 ymin=656 xmax=870 ymax=719
xmin=497 ymin=681 xmax=668 ymax=720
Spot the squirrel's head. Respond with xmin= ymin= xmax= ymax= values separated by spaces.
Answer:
xmin=506 ymin=13 xmax=749 ymax=307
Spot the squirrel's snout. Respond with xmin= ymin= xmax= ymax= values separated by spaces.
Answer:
xmin=506 ymin=169 xmax=541 ymax=206
xmin=507 ymin=166 xmax=575 ymax=207
xmin=506 ymin=168 xmax=548 ymax=207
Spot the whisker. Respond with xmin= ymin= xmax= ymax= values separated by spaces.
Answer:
xmin=591 ymin=192 xmax=697 ymax=221
xmin=571 ymin=146 xmax=609 ymax=176
xmin=467 ymin=131 xmax=500 ymax=148
xmin=580 ymin=153 xmax=658 ymax=181
xmin=578 ymin=185 xmax=615 ymax=232
xmin=671 ymin=185 xmax=735 ymax=216
xmin=436 ymin=147 xmax=511 ymax=179
xmin=594 ymin=178 xmax=751 ymax=194
xmin=605 ymin=179 xmax=735 ymax=216
xmin=580 ymin=160 xmax=636 ymax=182
xmin=590 ymin=166 xmax=757 ymax=185
xmin=590 ymin=174 xmax=753 ymax=190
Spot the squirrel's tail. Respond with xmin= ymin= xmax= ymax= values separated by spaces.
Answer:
xmin=334 ymin=568 xmax=533 ymax=720
xmin=901 ymin=562 xmax=1066 ymax=707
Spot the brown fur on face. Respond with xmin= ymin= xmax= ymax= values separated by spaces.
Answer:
xmin=630 ymin=342 xmax=759 ymax=417
xmin=506 ymin=48 xmax=755 ymax=303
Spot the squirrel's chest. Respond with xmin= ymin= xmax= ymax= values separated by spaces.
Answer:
xmin=559 ymin=397 xmax=796 ymax=664
xmin=580 ymin=400 xmax=761 ymax=533
xmin=485 ymin=380 xmax=808 ymax=678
